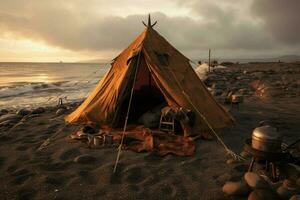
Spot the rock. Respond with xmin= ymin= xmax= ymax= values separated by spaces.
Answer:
xmin=244 ymin=172 xmax=270 ymax=189
xmin=222 ymin=181 xmax=251 ymax=196
xmin=32 ymin=107 xmax=45 ymax=114
xmin=277 ymin=185 xmax=300 ymax=200
xmin=0 ymin=114 xmax=21 ymax=123
xmin=248 ymin=189 xmax=279 ymax=200
xmin=0 ymin=109 xmax=9 ymax=114
xmin=73 ymin=155 xmax=96 ymax=164
xmin=290 ymin=195 xmax=300 ymax=200
xmin=231 ymin=95 xmax=244 ymax=103
xmin=21 ymin=114 xmax=40 ymax=122
xmin=0 ymin=120 xmax=14 ymax=127
xmin=211 ymin=89 xmax=222 ymax=96
xmin=16 ymin=108 xmax=31 ymax=116
xmin=56 ymin=108 xmax=66 ymax=115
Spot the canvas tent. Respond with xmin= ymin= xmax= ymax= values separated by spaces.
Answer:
xmin=65 ymin=18 xmax=234 ymax=137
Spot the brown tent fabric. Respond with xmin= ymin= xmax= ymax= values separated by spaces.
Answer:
xmin=65 ymin=26 xmax=234 ymax=136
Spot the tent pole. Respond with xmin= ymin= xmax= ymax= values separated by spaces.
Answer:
xmin=208 ymin=49 xmax=211 ymax=72
xmin=113 ymin=49 xmax=143 ymax=173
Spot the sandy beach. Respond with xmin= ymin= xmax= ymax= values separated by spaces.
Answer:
xmin=0 ymin=62 xmax=299 ymax=200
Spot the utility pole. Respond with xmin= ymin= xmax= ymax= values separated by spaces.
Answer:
xmin=208 ymin=49 xmax=211 ymax=72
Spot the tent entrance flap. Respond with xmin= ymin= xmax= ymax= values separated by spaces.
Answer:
xmin=116 ymin=56 xmax=167 ymax=127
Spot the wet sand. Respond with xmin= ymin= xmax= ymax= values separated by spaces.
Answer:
xmin=0 ymin=62 xmax=299 ymax=200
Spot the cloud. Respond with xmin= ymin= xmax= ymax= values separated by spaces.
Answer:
xmin=0 ymin=0 xmax=299 ymax=60
xmin=251 ymin=0 xmax=300 ymax=45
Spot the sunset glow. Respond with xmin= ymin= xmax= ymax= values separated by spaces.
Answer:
xmin=0 ymin=0 xmax=299 ymax=62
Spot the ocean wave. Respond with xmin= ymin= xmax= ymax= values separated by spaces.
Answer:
xmin=0 ymin=80 xmax=97 ymax=99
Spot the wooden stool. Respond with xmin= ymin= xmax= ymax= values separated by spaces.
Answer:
xmin=159 ymin=114 xmax=175 ymax=133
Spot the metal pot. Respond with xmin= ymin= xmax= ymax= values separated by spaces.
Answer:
xmin=252 ymin=125 xmax=282 ymax=152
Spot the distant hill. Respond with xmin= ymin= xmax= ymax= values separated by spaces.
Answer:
xmin=272 ymin=55 xmax=300 ymax=62
xmin=80 ymin=55 xmax=300 ymax=64
xmin=191 ymin=55 xmax=300 ymax=64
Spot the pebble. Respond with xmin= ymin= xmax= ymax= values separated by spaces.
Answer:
xmin=16 ymin=108 xmax=31 ymax=116
xmin=0 ymin=120 xmax=14 ymax=127
xmin=290 ymin=195 xmax=300 ymax=200
xmin=222 ymin=181 xmax=251 ymax=196
xmin=248 ymin=189 xmax=279 ymax=200
xmin=0 ymin=114 xmax=22 ymax=123
xmin=0 ymin=109 xmax=9 ymax=114
xmin=21 ymin=114 xmax=40 ymax=122
xmin=32 ymin=107 xmax=45 ymax=114
xmin=277 ymin=185 xmax=300 ymax=200
xmin=244 ymin=172 xmax=270 ymax=189
xmin=73 ymin=155 xmax=96 ymax=164
xmin=56 ymin=108 xmax=67 ymax=115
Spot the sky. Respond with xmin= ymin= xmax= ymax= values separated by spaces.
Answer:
xmin=0 ymin=0 xmax=299 ymax=62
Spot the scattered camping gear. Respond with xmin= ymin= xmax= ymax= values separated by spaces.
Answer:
xmin=70 ymin=125 xmax=195 ymax=156
xmin=252 ymin=125 xmax=282 ymax=152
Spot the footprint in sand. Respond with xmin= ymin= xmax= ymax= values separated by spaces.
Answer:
xmin=0 ymin=156 xmax=6 ymax=169
xmin=124 ymin=166 xmax=145 ymax=184
xmin=16 ymin=155 xmax=31 ymax=162
xmin=109 ymin=163 xmax=124 ymax=184
xmin=7 ymin=164 xmax=18 ymax=173
xmin=150 ymin=182 xmax=179 ymax=199
xmin=15 ymin=145 xmax=30 ymax=151
xmin=21 ymin=138 xmax=38 ymax=144
xmin=76 ymin=170 xmax=98 ymax=185
xmin=39 ymin=161 xmax=70 ymax=172
xmin=11 ymin=168 xmax=34 ymax=185
xmin=143 ymin=153 xmax=162 ymax=162
xmin=16 ymin=188 xmax=36 ymax=200
xmin=59 ymin=148 xmax=81 ymax=161
xmin=43 ymin=174 xmax=69 ymax=187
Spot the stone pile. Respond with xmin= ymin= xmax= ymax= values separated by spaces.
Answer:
xmin=223 ymin=171 xmax=300 ymax=200
xmin=0 ymin=101 xmax=80 ymax=130
xmin=202 ymin=63 xmax=300 ymax=101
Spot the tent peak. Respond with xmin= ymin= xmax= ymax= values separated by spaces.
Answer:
xmin=142 ymin=14 xmax=157 ymax=28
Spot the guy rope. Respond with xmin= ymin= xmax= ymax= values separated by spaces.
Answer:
xmin=168 ymin=66 xmax=245 ymax=161
xmin=113 ymin=45 xmax=144 ymax=173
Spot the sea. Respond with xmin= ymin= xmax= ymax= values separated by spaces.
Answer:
xmin=0 ymin=62 xmax=109 ymax=109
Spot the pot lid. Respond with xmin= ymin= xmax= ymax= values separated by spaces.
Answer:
xmin=252 ymin=125 xmax=282 ymax=140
